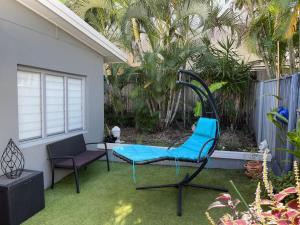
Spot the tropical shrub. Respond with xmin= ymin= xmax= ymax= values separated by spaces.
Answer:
xmin=206 ymin=153 xmax=300 ymax=225
xmin=267 ymin=106 xmax=289 ymax=132
xmin=284 ymin=119 xmax=300 ymax=159
xmin=104 ymin=63 xmax=137 ymax=127
xmin=193 ymin=38 xmax=252 ymax=128
xmin=268 ymin=115 xmax=300 ymax=160
xmin=193 ymin=81 xmax=227 ymax=117
xmin=105 ymin=63 xmax=135 ymax=115
xmin=130 ymin=42 xmax=200 ymax=130
xmin=233 ymin=0 xmax=300 ymax=78
xmin=135 ymin=106 xmax=159 ymax=133
xmin=66 ymin=0 xmax=244 ymax=130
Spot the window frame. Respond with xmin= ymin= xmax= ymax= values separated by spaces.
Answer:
xmin=17 ymin=66 xmax=86 ymax=146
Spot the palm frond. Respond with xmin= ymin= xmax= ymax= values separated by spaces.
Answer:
xmin=66 ymin=0 xmax=112 ymax=18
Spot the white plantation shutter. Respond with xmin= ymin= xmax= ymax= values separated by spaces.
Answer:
xmin=46 ymin=75 xmax=65 ymax=135
xmin=18 ymin=71 xmax=42 ymax=140
xmin=68 ymin=78 xmax=84 ymax=131
xmin=17 ymin=68 xmax=85 ymax=142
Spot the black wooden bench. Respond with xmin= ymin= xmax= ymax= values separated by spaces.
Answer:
xmin=47 ymin=134 xmax=110 ymax=193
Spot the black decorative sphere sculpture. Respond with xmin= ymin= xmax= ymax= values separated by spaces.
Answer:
xmin=0 ymin=139 xmax=25 ymax=179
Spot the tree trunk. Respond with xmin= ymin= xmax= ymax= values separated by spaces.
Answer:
xmin=288 ymin=39 xmax=296 ymax=74
xmin=131 ymin=18 xmax=144 ymax=58
xmin=257 ymin=41 xmax=273 ymax=79
xmin=170 ymin=89 xmax=182 ymax=125
xmin=164 ymin=89 xmax=174 ymax=128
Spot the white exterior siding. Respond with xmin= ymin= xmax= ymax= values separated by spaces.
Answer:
xmin=0 ymin=0 xmax=105 ymax=188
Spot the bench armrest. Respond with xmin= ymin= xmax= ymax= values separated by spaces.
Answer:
xmin=86 ymin=142 xmax=108 ymax=151
xmin=197 ymin=138 xmax=217 ymax=162
xmin=86 ymin=142 xmax=104 ymax=145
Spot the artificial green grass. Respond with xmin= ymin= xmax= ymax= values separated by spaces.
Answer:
xmin=23 ymin=162 xmax=257 ymax=225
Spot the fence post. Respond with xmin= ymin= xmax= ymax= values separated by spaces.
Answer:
xmin=284 ymin=74 xmax=300 ymax=171
xmin=257 ymin=82 xmax=264 ymax=144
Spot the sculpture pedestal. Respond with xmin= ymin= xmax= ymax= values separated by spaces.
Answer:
xmin=0 ymin=170 xmax=45 ymax=225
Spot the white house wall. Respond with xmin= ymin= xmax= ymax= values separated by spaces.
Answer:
xmin=0 ymin=0 xmax=104 ymax=188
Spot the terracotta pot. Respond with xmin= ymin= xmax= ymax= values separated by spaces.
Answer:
xmin=244 ymin=160 xmax=263 ymax=179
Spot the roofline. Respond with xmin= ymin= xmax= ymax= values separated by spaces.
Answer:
xmin=16 ymin=0 xmax=127 ymax=63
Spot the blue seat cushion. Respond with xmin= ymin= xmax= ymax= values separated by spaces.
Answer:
xmin=113 ymin=144 xmax=169 ymax=163
xmin=172 ymin=135 xmax=214 ymax=160
xmin=194 ymin=117 xmax=217 ymax=138
xmin=113 ymin=117 xmax=218 ymax=163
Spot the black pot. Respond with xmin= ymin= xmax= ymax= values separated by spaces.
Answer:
xmin=104 ymin=135 xmax=117 ymax=143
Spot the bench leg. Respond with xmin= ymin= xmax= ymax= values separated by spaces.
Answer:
xmin=106 ymin=152 xmax=110 ymax=171
xmin=51 ymin=162 xmax=55 ymax=189
xmin=74 ymin=167 xmax=80 ymax=193
xmin=177 ymin=184 xmax=183 ymax=217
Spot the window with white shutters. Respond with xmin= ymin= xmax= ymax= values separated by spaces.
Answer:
xmin=18 ymin=71 xmax=42 ymax=141
xmin=46 ymin=75 xmax=65 ymax=135
xmin=67 ymin=78 xmax=84 ymax=131
xmin=17 ymin=67 xmax=85 ymax=142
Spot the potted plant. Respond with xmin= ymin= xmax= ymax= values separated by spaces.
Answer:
xmin=244 ymin=159 xmax=263 ymax=179
xmin=244 ymin=141 xmax=269 ymax=179
xmin=104 ymin=124 xmax=117 ymax=143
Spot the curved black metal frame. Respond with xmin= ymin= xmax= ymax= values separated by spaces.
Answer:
xmin=113 ymin=69 xmax=227 ymax=217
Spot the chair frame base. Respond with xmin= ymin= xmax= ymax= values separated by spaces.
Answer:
xmin=135 ymin=158 xmax=228 ymax=216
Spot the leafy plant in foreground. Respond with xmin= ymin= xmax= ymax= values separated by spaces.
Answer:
xmin=261 ymin=171 xmax=297 ymax=204
xmin=268 ymin=114 xmax=300 ymax=159
xmin=284 ymin=119 xmax=300 ymax=159
xmin=206 ymin=152 xmax=300 ymax=225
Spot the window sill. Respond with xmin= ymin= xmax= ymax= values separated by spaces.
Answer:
xmin=19 ymin=130 xmax=88 ymax=149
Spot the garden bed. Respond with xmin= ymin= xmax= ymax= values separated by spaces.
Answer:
xmin=98 ymin=143 xmax=272 ymax=169
xmin=100 ymin=126 xmax=271 ymax=170
xmin=120 ymin=127 xmax=257 ymax=152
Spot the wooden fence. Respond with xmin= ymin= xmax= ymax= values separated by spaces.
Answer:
xmin=249 ymin=73 xmax=300 ymax=173
xmin=104 ymin=80 xmax=199 ymax=124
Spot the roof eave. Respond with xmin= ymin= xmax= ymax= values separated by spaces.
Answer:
xmin=16 ymin=0 xmax=127 ymax=63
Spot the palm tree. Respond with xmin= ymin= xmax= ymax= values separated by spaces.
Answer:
xmin=65 ymin=0 xmax=125 ymax=44
xmin=285 ymin=1 xmax=300 ymax=39
xmin=65 ymin=0 xmax=242 ymax=129
xmin=233 ymin=0 xmax=300 ymax=77
xmin=119 ymin=0 xmax=209 ymax=57
xmin=66 ymin=0 xmax=241 ymax=57
xmin=131 ymin=42 xmax=202 ymax=128
xmin=119 ymin=0 xmax=243 ymax=128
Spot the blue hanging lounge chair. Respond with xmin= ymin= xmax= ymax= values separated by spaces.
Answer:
xmin=112 ymin=70 xmax=228 ymax=216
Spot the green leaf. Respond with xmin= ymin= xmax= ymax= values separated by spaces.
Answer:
xmin=191 ymin=81 xmax=227 ymax=94
xmin=191 ymin=80 xmax=201 ymax=88
xmin=270 ymin=111 xmax=288 ymax=124
xmin=208 ymin=81 xmax=227 ymax=93
xmin=194 ymin=101 xmax=202 ymax=117
xmin=277 ymin=148 xmax=300 ymax=159
xmin=266 ymin=108 xmax=288 ymax=131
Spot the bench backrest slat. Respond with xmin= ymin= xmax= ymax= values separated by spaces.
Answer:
xmin=47 ymin=134 xmax=86 ymax=157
